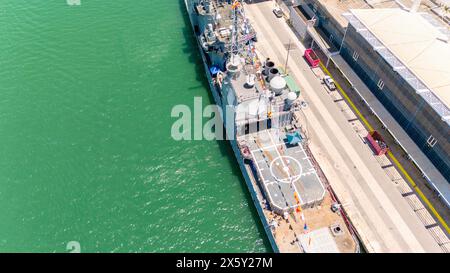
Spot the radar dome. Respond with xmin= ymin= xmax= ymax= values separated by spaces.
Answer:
xmin=270 ymin=76 xmax=286 ymax=95
xmin=287 ymin=92 xmax=297 ymax=101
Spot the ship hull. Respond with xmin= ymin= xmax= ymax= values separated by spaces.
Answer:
xmin=184 ymin=0 xmax=279 ymax=252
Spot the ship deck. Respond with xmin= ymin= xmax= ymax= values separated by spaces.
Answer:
xmin=262 ymin=193 xmax=358 ymax=253
xmin=239 ymin=129 xmax=325 ymax=211
xmin=240 ymin=128 xmax=357 ymax=252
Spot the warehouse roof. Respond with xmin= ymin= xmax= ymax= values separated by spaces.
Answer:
xmin=344 ymin=8 xmax=450 ymax=123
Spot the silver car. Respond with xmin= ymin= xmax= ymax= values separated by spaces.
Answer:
xmin=323 ymin=76 xmax=336 ymax=91
xmin=273 ymin=7 xmax=283 ymax=18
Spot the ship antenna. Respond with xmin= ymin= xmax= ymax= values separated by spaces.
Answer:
xmin=230 ymin=0 xmax=241 ymax=57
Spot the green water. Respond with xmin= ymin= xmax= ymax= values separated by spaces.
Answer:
xmin=0 ymin=0 xmax=269 ymax=252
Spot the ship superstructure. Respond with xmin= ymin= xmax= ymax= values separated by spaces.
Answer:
xmin=185 ymin=0 xmax=359 ymax=253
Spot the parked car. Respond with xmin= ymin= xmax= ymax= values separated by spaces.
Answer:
xmin=304 ymin=48 xmax=320 ymax=67
xmin=366 ymin=130 xmax=388 ymax=155
xmin=323 ymin=76 xmax=336 ymax=91
xmin=273 ymin=7 xmax=283 ymax=18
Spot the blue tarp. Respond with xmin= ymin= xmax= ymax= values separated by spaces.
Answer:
xmin=209 ymin=66 xmax=220 ymax=75
xmin=287 ymin=131 xmax=302 ymax=145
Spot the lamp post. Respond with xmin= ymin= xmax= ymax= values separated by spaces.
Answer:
xmin=284 ymin=38 xmax=292 ymax=75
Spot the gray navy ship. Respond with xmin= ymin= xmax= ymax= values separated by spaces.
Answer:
xmin=185 ymin=0 xmax=359 ymax=252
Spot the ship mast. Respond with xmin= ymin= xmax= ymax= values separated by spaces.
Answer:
xmin=230 ymin=0 xmax=241 ymax=57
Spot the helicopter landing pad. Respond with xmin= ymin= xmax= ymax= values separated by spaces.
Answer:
xmin=243 ymin=129 xmax=326 ymax=212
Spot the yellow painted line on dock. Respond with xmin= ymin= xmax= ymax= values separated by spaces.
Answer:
xmin=319 ymin=62 xmax=450 ymax=234
xmin=387 ymin=150 xmax=450 ymax=233
xmin=319 ymin=63 xmax=374 ymax=132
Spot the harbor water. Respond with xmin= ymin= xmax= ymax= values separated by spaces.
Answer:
xmin=0 ymin=0 xmax=270 ymax=252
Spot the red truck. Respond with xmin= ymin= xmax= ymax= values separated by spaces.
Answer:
xmin=304 ymin=48 xmax=320 ymax=67
xmin=366 ymin=131 xmax=388 ymax=155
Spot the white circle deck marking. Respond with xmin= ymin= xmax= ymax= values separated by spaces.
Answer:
xmin=269 ymin=156 xmax=303 ymax=184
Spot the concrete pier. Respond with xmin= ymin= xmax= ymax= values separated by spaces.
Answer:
xmin=243 ymin=1 xmax=442 ymax=252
